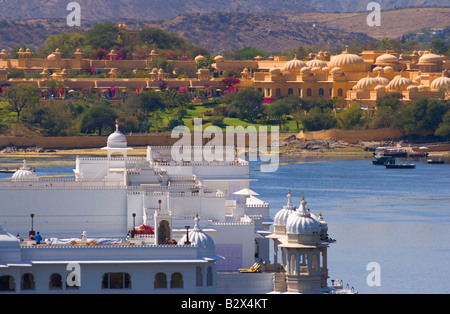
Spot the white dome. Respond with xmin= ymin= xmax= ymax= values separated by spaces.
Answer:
xmin=286 ymin=196 xmax=320 ymax=235
xmin=274 ymin=190 xmax=296 ymax=226
xmin=180 ymin=215 xmax=214 ymax=248
xmin=107 ymin=123 xmax=128 ymax=148
xmin=12 ymin=160 xmax=38 ymax=181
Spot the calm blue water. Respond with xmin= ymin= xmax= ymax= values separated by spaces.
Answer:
xmin=1 ymin=155 xmax=449 ymax=294
xmin=251 ymin=157 xmax=450 ymax=294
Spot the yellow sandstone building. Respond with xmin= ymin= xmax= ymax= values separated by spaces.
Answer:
xmin=1 ymin=44 xmax=449 ymax=109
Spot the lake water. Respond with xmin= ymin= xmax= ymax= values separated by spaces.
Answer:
xmin=1 ymin=154 xmax=449 ymax=294
xmin=251 ymin=157 xmax=450 ymax=294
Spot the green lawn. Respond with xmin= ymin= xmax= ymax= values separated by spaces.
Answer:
xmin=177 ymin=103 xmax=302 ymax=133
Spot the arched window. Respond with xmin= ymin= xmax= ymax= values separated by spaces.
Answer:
xmin=196 ymin=267 xmax=203 ymax=287
xmin=306 ymin=88 xmax=312 ymax=97
xmin=102 ymin=272 xmax=131 ymax=289
xmin=257 ymin=88 xmax=263 ymax=93
xmin=338 ymin=88 xmax=343 ymax=97
xmin=0 ymin=275 xmax=15 ymax=292
xmin=207 ymin=267 xmax=213 ymax=287
xmin=21 ymin=273 xmax=35 ymax=290
xmin=288 ymin=88 xmax=293 ymax=95
xmin=275 ymin=88 xmax=281 ymax=97
xmin=170 ymin=272 xmax=183 ymax=289
xmin=319 ymin=88 xmax=325 ymax=97
xmin=49 ymin=273 xmax=62 ymax=290
xmin=154 ymin=272 xmax=167 ymax=289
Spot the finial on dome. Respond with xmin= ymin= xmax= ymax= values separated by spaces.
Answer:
xmin=302 ymin=195 xmax=305 ymax=201
xmin=115 ymin=119 xmax=119 ymax=133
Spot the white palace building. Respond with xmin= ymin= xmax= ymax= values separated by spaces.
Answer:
xmin=0 ymin=124 xmax=354 ymax=294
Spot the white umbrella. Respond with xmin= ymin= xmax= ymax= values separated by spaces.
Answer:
xmin=233 ymin=188 xmax=259 ymax=196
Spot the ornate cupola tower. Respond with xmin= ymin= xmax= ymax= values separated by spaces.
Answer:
xmin=270 ymin=195 xmax=334 ymax=293
xmin=101 ymin=121 xmax=133 ymax=159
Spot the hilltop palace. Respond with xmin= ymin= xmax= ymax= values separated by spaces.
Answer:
xmin=0 ymin=124 xmax=354 ymax=294
xmin=1 ymin=26 xmax=449 ymax=108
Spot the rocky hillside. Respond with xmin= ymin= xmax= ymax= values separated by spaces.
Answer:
xmin=160 ymin=12 xmax=374 ymax=54
xmin=0 ymin=0 xmax=447 ymax=21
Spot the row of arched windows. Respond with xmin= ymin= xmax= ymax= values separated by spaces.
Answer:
xmin=259 ymin=87 xmax=344 ymax=98
xmin=1 ymin=268 xmax=214 ymax=292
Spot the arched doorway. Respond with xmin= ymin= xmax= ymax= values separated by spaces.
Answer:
xmin=158 ymin=220 xmax=171 ymax=244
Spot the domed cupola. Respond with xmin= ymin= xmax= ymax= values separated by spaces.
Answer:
xmin=286 ymin=196 xmax=321 ymax=244
xmin=430 ymin=72 xmax=450 ymax=90
xmin=11 ymin=160 xmax=38 ymax=182
xmin=107 ymin=121 xmax=128 ymax=149
xmin=329 ymin=46 xmax=366 ymax=72
xmin=102 ymin=121 xmax=133 ymax=159
xmin=181 ymin=214 xmax=215 ymax=249
xmin=273 ymin=190 xmax=297 ymax=235
xmin=282 ymin=55 xmax=307 ymax=73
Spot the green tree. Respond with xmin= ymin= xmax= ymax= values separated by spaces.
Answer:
xmin=4 ymin=84 xmax=40 ymax=122
xmin=80 ymin=104 xmax=116 ymax=136
xmin=435 ymin=110 xmax=450 ymax=139
xmin=401 ymin=98 xmax=448 ymax=135
xmin=300 ymin=107 xmax=336 ymax=131
xmin=225 ymin=88 xmax=264 ymax=122
xmin=336 ymin=103 xmax=365 ymax=130
xmin=125 ymin=91 xmax=165 ymax=118
xmin=44 ymin=32 xmax=85 ymax=58
xmin=84 ymin=23 xmax=123 ymax=51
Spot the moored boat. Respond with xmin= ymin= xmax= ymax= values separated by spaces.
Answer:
xmin=385 ymin=160 xmax=415 ymax=169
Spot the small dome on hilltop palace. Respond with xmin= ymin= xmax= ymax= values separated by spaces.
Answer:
xmin=386 ymin=75 xmax=414 ymax=91
xmin=306 ymin=58 xmax=328 ymax=69
xmin=286 ymin=196 xmax=321 ymax=235
xmin=430 ymin=73 xmax=450 ymax=90
xmin=282 ymin=55 xmax=307 ymax=73
xmin=354 ymin=74 xmax=380 ymax=91
xmin=418 ymin=52 xmax=443 ymax=65
xmin=375 ymin=85 xmax=386 ymax=92
xmin=375 ymin=72 xmax=390 ymax=86
xmin=375 ymin=52 xmax=399 ymax=65
xmin=12 ymin=160 xmax=38 ymax=182
xmin=329 ymin=46 xmax=366 ymax=72
xmin=180 ymin=215 xmax=214 ymax=248
xmin=195 ymin=55 xmax=205 ymax=63
xmin=107 ymin=121 xmax=128 ymax=149
xmin=274 ymin=190 xmax=297 ymax=227
xmin=214 ymin=55 xmax=225 ymax=62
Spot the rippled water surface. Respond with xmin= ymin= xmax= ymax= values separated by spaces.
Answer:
xmin=251 ymin=157 xmax=450 ymax=294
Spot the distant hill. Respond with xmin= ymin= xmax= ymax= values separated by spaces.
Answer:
xmin=159 ymin=12 xmax=375 ymax=54
xmin=0 ymin=8 xmax=449 ymax=55
xmin=0 ymin=0 xmax=447 ymax=21
xmin=0 ymin=13 xmax=374 ymax=55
